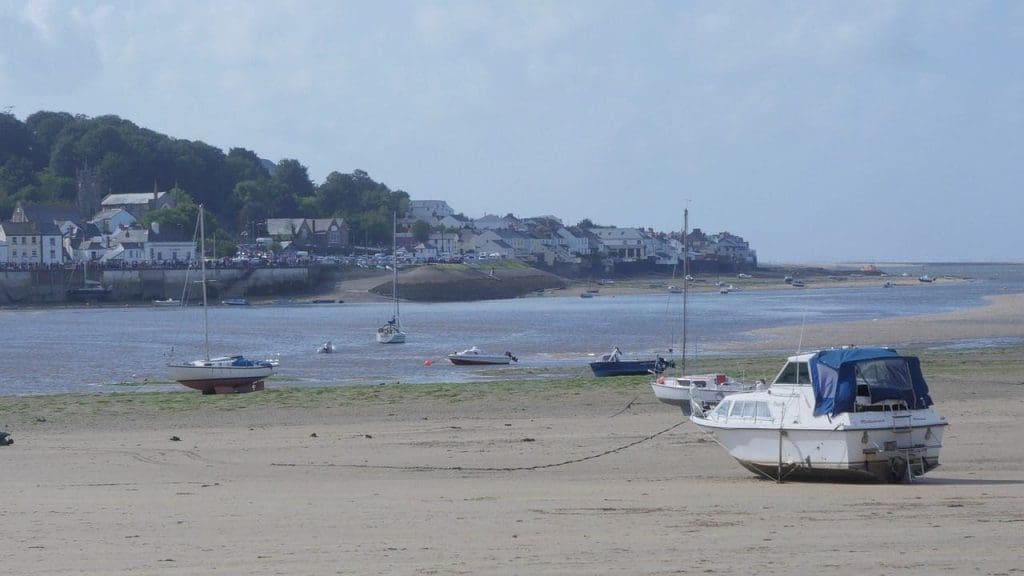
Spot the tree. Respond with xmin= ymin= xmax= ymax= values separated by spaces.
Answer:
xmin=411 ymin=220 xmax=431 ymax=243
xmin=576 ymin=218 xmax=596 ymax=229
xmin=226 ymin=148 xmax=270 ymax=184
xmin=273 ymin=158 xmax=314 ymax=198
xmin=0 ymin=112 xmax=31 ymax=167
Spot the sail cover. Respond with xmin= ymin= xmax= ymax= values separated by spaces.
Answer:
xmin=810 ymin=347 xmax=934 ymax=416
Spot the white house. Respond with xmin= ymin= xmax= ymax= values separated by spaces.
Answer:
xmin=409 ymin=200 xmax=455 ymax=222
xmin=473 ymin=214 xmax=523 ymax=231
xmin=0 ymin=221 xmax=64 ymax=265
xmin=590 ymin=227 xmax=648 ymax=260
xmin=101 ymin=190 xmax=174 ymax=219
xmin=145 ymin=222 xmax=196 ymax=263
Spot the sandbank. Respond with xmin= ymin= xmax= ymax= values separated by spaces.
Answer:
xmin=2 ymin=293 xmax=1023 ymax=575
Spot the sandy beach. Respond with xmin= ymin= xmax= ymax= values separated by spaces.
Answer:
xmin=3 ymin=295 xmax=1024 ymax=575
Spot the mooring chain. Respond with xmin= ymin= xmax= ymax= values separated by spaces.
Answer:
xmin=271 ymin=419 xmax=687 ymax=473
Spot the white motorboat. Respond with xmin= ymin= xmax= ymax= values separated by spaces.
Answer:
xmin=317 ymin=341 xmax=336 ymax=354
xmin=167 ymin=206 xmax=277 ymax=394
xmin=377 ymin=213 xmax=407 ymax=344
xmin=689 ymin=346 xmax=947 ymax=483
xmin=447 ymin=346 xmax=518 ymax=365
xmin=651 ymin=373 xmax=761 ymax=416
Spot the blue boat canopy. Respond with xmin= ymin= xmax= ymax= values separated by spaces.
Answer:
xmin=809 ymin=347 xmax=934 ymax=416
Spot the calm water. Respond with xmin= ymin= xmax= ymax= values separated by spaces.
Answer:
xmin=2 ymin=263 xmax=1021 ymax=396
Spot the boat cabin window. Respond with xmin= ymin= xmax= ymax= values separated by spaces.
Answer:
xmin=774 ymin=361 xmax=811 ymax=385
xmin=692 ymin=380 xmax=707 ymax=388
xmin=714 ymin=400 xmax=732 ymax=417
xmin=728 ymin=400 xmax=773 ymax=421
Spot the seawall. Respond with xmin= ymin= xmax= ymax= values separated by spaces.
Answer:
xmin=0 ymin=267 xmax=318 ymax=305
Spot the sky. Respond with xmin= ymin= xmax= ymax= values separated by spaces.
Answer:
xmin=2 ymin=1 xmax=1022 ymax=263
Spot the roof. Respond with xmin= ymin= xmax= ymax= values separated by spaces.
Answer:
xmin=91 ymin=208 xmax=134 ymax=221
xmin=0 ymin=221 xmax=61 ymax=235
xmin=13 ymin=202 xmax=83 ymax=224
xmin=148 ymin=224 xmax=191 ymax=243
xmin=0 ymin=221 xmax=39 ymax=235
xmin=101 ymin=191 xmax=166 ymax=206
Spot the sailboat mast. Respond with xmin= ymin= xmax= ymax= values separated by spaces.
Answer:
xmin=392 ymin=212 xmax=399 ymax=326
xmin=681 ymin=208 xmax=689 ymax=374
xmin=199 ymin=206 xmax=210 ymax=361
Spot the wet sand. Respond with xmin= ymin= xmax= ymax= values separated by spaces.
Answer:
xmin=3 ymin=295 xmax=1023 ymax=575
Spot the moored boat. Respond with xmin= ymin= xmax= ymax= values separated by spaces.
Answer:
xmin=689 ymin=346 xmax=947 ymax=483
xmin=447 ymin=346 xmax=518 ymax=365
xmin=650 ymin=208 xmax=757 ymax=412
xmin=651 ymin=373 xmax=761 ymax=416
xmin=589 ymin=347 xmax=674 ymax=377
xmin=377 ymin=213 xmax=407 ymax=344
xmin=167 ymin=206 xmax=277 ymax=394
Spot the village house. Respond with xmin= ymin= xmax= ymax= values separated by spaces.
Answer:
xmin=473 ymin=213 xmax=524 ymax=231
xmin=144 ymin=222 xmax=195 ymax=263
xmin=708 ymin=232 xmax=757 ymax=265
xmin=589 ymin=227 xmax=648 ymax=261
xmin=409 ymin=200 xmax=454 ymax=222
xmin=101 ymin=189 xmax=174 ymax=219
xmin=265 ymin=218 xmax=350 ymax=254
xmin=89 ymin=208 xmax=136 ymax=235
xmin=0 ymin=221 xmax=64 ymax=265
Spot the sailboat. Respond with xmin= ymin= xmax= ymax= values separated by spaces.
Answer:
xmin=651 ymin=208 xmax=756 ymax=414
xmin=167 ymin=206 xmax=277 ymax=393
xmin=376 ymin=212 xmax=406 ymax=344
xmin=66 ymin=259 xmax=112 ymax=302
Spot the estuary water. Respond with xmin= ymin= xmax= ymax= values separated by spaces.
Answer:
xmin=1 ymin=262 xmax=1022 ymax=396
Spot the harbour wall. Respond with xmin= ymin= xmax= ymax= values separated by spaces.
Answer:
xmin=0 ymin=267 xmax=317 ymax=305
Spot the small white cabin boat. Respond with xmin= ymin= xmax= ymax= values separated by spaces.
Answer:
xmin=690 ymin=347 xmax=947 ymax=483
xmin=447 ymin=346 xmax=518 ymax=365
xmin=651 ymin=373 xmax=760 ymax=416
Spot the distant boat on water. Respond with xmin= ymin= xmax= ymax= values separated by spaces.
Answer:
xmin=222 ymin=298 xmax=250 ymax=306
xmin=377 ymin=213 xmax=406 ymax=344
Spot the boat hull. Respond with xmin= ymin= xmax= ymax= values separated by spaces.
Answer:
xmin=168 ymin=362 xmax=274 ymax=394
xmin=590 ymin=359 xmax=673 ymax=377
xmin=377 ymin=330 xmax=406 ymax=344
xmin=693 ymin=419 xmax=946 ymax=483
xmin=651 ymin=380 xmax=752 ymax=416
xmin=448 ymin=356 xmax=513 ymax=365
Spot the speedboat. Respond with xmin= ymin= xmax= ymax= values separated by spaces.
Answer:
xmin=689 ymin=346 xmax=947 ymax=483
xmin=448 ymin=346 xmax=518 ymax=365
xmin=651 ymin=373 xmax=759 ymax=416
xmin=589 ymin=347 xmax=674 ymax=377
xmin=317 ymin=341 xmax=336 ymax=354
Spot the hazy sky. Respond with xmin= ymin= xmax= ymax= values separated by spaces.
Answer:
xmin=2 ymin=1 xmax=1022 ymax=263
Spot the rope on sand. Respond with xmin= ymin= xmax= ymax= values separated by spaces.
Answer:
xmin=271 ymin=419 xmax=687 ymax=473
